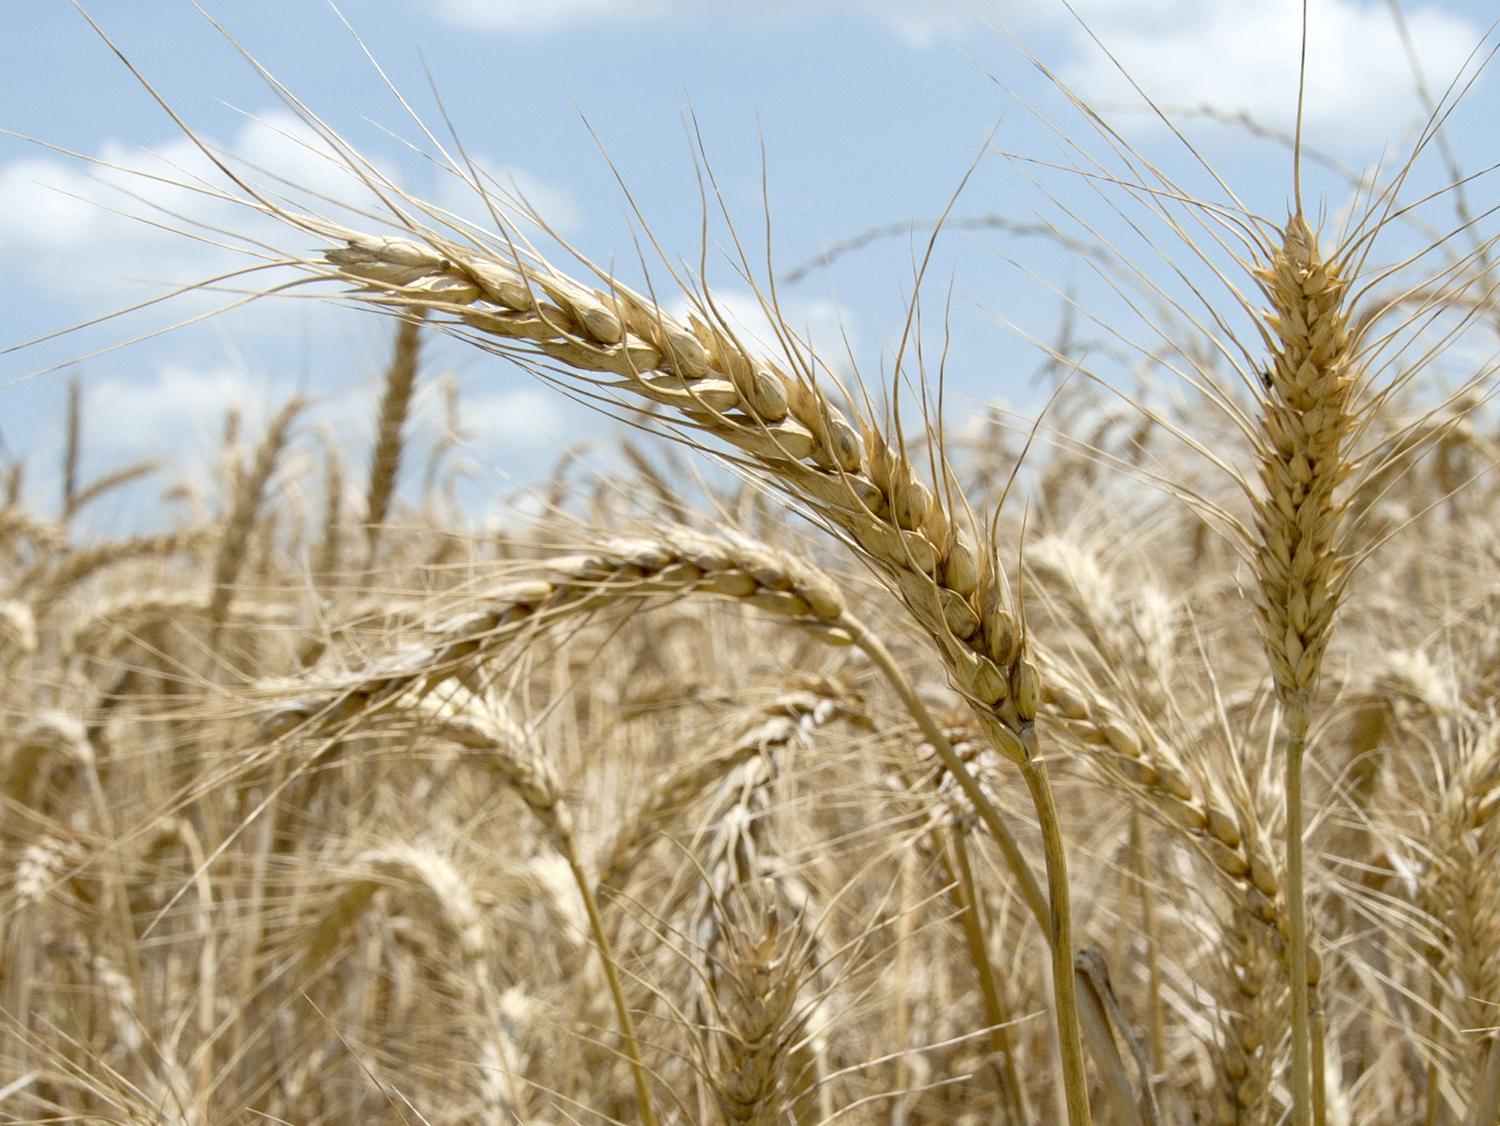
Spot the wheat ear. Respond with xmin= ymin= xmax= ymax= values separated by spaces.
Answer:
xmin=62 ymin=374 xmax=81 ymax=521
xmin=300 ymin=842 xmax=523 ymax=1122
xmin=16 ymin=527 xmax=215 ymax=617
xmin=1252 ymin=213 xmax=1356 ymax=1124
xmin=363 ymin=311 xmax=427 ymax=564
xmin=207 ymin=396 xmax=304 ymax=645
xmin=276 ymin=686 xmax=658 ymax=1126
xmin=260 ymin=528 xmax=852 ymax=740
xmin=215 ymin=188 xmax=1088 ymax=1116
xmin=597 ymin=684 xmax=865 ymax=892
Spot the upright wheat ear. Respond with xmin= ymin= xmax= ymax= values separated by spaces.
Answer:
xmin=1254 ymin=214 xmax=1355 ymax=724
xmin=1253 ymin=213 xmax=1355 ymax=1126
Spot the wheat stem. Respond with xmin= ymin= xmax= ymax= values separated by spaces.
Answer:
xmin=1022 ymin=756 xmax=1092 ymax=1126
xmin=846 ymin=613 xmax=1088 ymax=1121
xmin=840 ymin=614 xmax=1047 ymax=927
xmin=564 ymin=849 xmax=659 ymax=1126
xmin=946 ymin=828 xmax=1031 ymax=1122
xmin=1286 ymin=726 xmax=1311 ymax=1124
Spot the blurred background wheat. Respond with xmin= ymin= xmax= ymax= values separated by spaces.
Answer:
xmin=2 ymin=3 xmax=1499 ymax=1124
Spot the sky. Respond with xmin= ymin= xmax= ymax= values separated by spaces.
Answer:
xmin=1 ymin=0 xmax=1496 ymax=527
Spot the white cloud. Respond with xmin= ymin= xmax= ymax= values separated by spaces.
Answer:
xmin=446 ymin=385 xmax=566 ymax=447
xmin=668 ymin=289 xmax=856 ymax=361
xmin=75 ymin=355 xmax=568 ymax=485
xmin=82 ymin=362 xmax=282 ymax=461
xmin=429 ymin=159 xmax=583 ymax=236
xmin=1060 ymin=0 xmax=1482 ymax=144
xmin=0 ymin=112 xmax=583 ymax=308
xmin=429 ymin=0 xmax=983 ymax=42
xmin=432 ymin=0 xmax=677 ymax=35
xmin=427 ymin=0 xmax=1484 ymax=143
xmin=0 ymin=113 xmax=358 ymax=303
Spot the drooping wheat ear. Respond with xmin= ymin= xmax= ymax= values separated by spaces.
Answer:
xmin=597 ymin=682 xmax=866 ymax=892
xmin=270 ymin=684 xmax=655 ymax=1124
xmin=308 ymin=842 xmax=490 ymax=966
xmin=67 ymin=589 xmax=296 ymax=664
xmin=260 ymin=528 xmax=851 ymax=739
xmin=16 ymin=527 xmax=216 ymax=618
xmin=1039 ymin=663 xmax=1285 ymax=926
xmin=297 ymin=841 xmax=522 ymax=1122
xmin=363 ymin=311 xmax=427 ymax=564
xmin=309 ymin=227 xmax=1034 ymax=751
xmin=919 ymin=699 xmax=1305 ymax=1117
xmin=410 ymin=691 xmax=659 ymax=1126
xmin=1041 ymin=652 xmax=1328 ymax=1113
xmin=689 ymin=745 xmax=786 ymax=963
xmin=673 ymin=689 xmax=811 ymax=1123
xmin=1252 ymin=212 xmax=1356 ymax=1125
xmin=207 ymin=395 xmax=304 ymax=644
xmin=298 ymin=845 xmax=522 ymax=1121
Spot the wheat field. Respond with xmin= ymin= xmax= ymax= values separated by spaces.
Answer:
xmin=2 ymin=6 xmax=1499 ymax=1124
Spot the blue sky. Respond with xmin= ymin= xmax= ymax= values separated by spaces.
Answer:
xmin=2 ymin=0 xmax=1495 ymax=525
